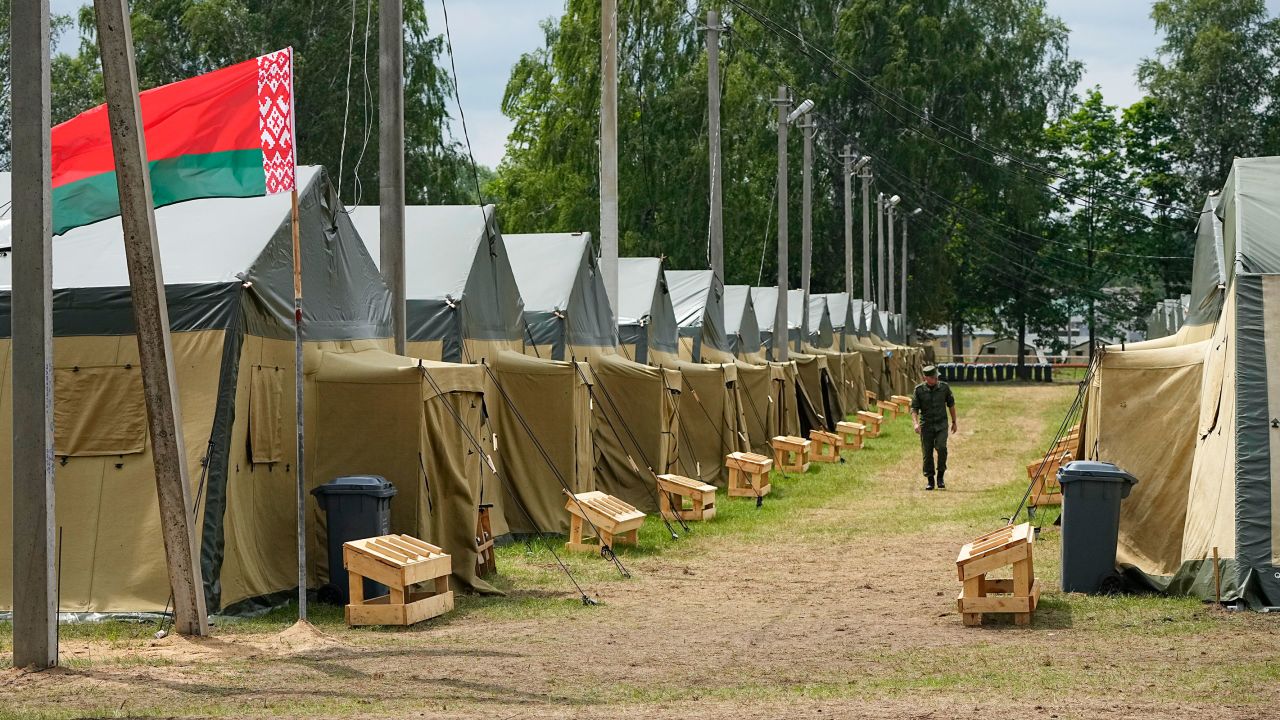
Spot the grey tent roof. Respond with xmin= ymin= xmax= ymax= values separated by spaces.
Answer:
xmin=723 ymin=284 xmax=761 ymax=355
xmin=1187 ymin=193 xmax=1226 ymax=326
xmin=1220 ymin=156 xmax=1280 ymax=277
xmin=0 ymin=166 xmax=391 ymax=341
xmin=804 ymin=292 xmax=835 ymax=348
xmin=750 ymin=287 xmax=779 ymax=334
xmin=505 ymin=232 xmax=615 ymax=355
xmin=665 ymin=268 xmax=728 ymax=357
xmin=348 ymin=204 xmax=525 ymax=360
xmin=821 ymin=292 xmax=852 ymax=332
xmin=850 ymin=299 xmax=871 ymax=335
xmin=617 ymin=257 xmax=678 ymax=358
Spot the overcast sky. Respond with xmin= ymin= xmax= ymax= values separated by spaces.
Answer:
xmin=50 ymin=0 xmax=1280 ymax=168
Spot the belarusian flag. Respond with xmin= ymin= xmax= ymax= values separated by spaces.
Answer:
xmin=51 ymin=47 xmax=296 ymax=236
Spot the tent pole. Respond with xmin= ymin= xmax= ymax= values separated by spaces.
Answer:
xmin=292 ymin=187 xmax=307 ymax=622
xmin=94 ymin=0 xmax=208 ymax=637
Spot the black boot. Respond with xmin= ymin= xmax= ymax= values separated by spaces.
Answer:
xmin=937 ymin=471 xmax=946 ymax=490
xmin=923 ymin=474 xmax=935 ymax=491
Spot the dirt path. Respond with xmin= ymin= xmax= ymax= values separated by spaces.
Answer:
xmin=4 ymin=384 xmax=1279 ymax=719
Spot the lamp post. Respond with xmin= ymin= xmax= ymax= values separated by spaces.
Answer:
xmin=886 ymin=194 xmax=900 ymax=313
xmin=771 ymin=92 xmax=814 ymax=361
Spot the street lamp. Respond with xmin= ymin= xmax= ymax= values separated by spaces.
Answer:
xmin=772 ymin=91 xmax=814 ymax=361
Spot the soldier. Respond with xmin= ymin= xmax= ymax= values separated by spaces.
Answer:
xmin=912 ymin=365 xmax=957 ymax=490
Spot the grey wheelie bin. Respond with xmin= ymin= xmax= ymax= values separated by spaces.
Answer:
xmin=312 ymin=475 xmax=397 ymax=603
xmin=1058 ymin=460 xmax=1138 ymax=594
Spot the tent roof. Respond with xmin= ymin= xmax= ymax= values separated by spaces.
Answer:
xmin=505 ymin=232 xmax=592 ymax=312
xmin=1220 ymin=156 xmax=1280 ymax=276
xmin=750 ymin=287 xmax=779 ymax=333
xmin=666 ymin=269 xmax=714 ymax=328
xmin=806 ymin=293 xmax=828 ymax=334
xmin=724 ymin=285 xmax=754 ymax=335
xmin=618 ymin=256 xmax=663 ymax=326
xmin=0 ymin=166 xmax=324 ymax=290
xmin=348 ymin=204 xmax=495 ymax=300
xmin=821 ymin=292 xmax=851 ymax=330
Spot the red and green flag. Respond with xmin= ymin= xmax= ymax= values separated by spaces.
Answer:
xmin=51 ymin=47 xmax=296 ymax=236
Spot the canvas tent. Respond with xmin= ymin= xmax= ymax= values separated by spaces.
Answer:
xmin=724 ymin=284 xmax=764 ymax=361
xmin=505 ymin=232 xmax=616 ymax=361
xmin=653 ymin=358 xmax=749 ymax=487
xmin=488 ymin=351 xmax=594 ymax=536
xmin=666 ymin=269 xmax=733 ymax=363
xmin=588 ymin=353 xmax=681 ymax=512
xmin=1083 ymin=158 xmax=1279 ymax=606
xmin=820 ymin=292 xmax=855 ymax=351
xmin=309 ymin=350 xmax=497 ymax=594
xmin=349 ymin=204 xmax=525 ymax=364
xmin=751 ymin=286 xmax=796 ymax=359
xmin=804 ymin=293 xmax=837 ymax=350
xmin=617 ymin=257 xmax=679 ymax=365
xmin=0 ymin=166 xmax=400 ymax=614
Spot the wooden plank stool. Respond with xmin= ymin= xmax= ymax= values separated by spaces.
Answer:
xmin=656 ymin=473 xmax=717 ymax=521
xmin=864 ymin=390 xmax=878 ymax=405
xmin=877 ymin=400 xmax=901 ymax=419
xmin=955 ymin=522 xmax=1041 ymax=627
xmin=475 ymin=504 xmax=497 ymax=578
xmin=808 ymin=429 xmax=841 ymax=463
xmin=564 ymin=491 xmax=646 ymax=554
xmin=725 ymin=451 xmax=773 ymax=498
xmin=856 ymin=410 xmax=883 ymax=438
xmin=343 ymin=534 xmax=454 ymax=627
xmin=1026 ymin=450 xmax=1071 ymax=508
xmin=891 ymin=394 xmax=913 ymax=411
xmin=770 ymin=435 xmax=811 ymax=474
xmin=836 ymin=421 xmax=865 ymax=450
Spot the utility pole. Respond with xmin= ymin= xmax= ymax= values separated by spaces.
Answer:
xmin=861 ymin=164 xmax=872 ymax=302
xmin=799 ymin=116 xmax=816 ymax=347
xmin=380 ymin=0 xmax=406 ymax=356
xmin=773 ymin=86 xmax=791 ymax=362
xmin=600 ymin=0 xmax=619 ymax=323
xmin=1087 ymin=173 xmax=1096 ymax=363
xmin=705 ymin=10 xmax=723 ymax=285
xmin=887 ymin=202 xmax=896 ymax=313
xmin=94 ymin=0 xmax=209 ymax=636
xmin=903 ymin=209 xmax=920 ymax=334
xmin=876 ymin=193 xmax=886 ymax=309
xmin=11 ymin=0 xmax=58 ymax=669
xmin=840 ymin=146 xmax=855 ymax=299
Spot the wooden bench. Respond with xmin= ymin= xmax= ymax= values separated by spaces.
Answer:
xmin=343 ymin=534 xmax=453 ymax=627
xmin=475 ymin=504 xmax=496 ymax=578
xmin=836 ymin=421 xmax=865 ymax=450
xmin=725 ymin=451 xmax=773 ymax=498
xmin=564 ymin=491 xmax=646 ymax=554
xmin=864 ymin=390 xmax=878 ymax=405
xmin=771 ymin=435 xmax=811 ymax=474
xmin=956 ymin=523 xmax=1040 ymax=627
xmin=891 ymin=394 xmax=913 ymax=409
xmin=856 ymin=410 xmax=883 ymax=438
xmin=656 ymin=473 xmax=717 ymax=521
xmin=877 ymin=400 xmax=901 ymax=419
xmin=808 ymin=429 xmax=841 ymax=463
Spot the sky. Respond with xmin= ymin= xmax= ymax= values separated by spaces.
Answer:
xmin=49 ymin=0 xmax=1280 ymax=169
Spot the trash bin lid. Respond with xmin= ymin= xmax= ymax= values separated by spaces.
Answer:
xmin=1057 ymin=460 xmax=1138 ymax=485
xmin=311 ymin=475 xmax=398 ymax=497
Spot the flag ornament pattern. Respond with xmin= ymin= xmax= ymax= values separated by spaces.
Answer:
xmin=51 ymin=47 xmax=296 ymax=235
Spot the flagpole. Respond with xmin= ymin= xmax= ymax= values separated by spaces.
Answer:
xmin=291 ymin=187 xmax=306 ymax=622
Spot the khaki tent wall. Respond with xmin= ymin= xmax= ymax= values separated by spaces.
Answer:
xmin=489 ymin=351 xmax=594 ymax=536
xmin=793 ymin=353 xmax=839 ymax=431
xmin=849 ymin=340 xmax=889 ymax=400
xmin=656 ymin=360 xmax=748 ymax=487
xmin=589 ymin=354 xmax=681 ymax=512
xmin=734 ymin=362 xmax=775 ymax=454
xmin=308 ymin=350 xmax=495 ymax=594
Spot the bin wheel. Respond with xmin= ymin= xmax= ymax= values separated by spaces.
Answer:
xmin=1098 ymin=572 xmax=1124 ymax=596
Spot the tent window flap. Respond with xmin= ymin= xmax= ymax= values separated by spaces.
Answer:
xmin=54 ymin=366 xmax=147 ymax=457
xmin=249 ymin=365 xmax=285 ymax=464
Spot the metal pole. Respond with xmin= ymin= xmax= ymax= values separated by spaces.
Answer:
xmin=774 ymin=86 xmax=790 ymax=362
xmin=600 ymin=0 xmax=619 ymax=323
xmin=291 ymin=190 xmax=307 ymax=621
xmin=861 ymin=169 xmax=871 ymax=302
xmin=11 ymin=0 xmax=58 ymax=669
xmin=888 ymin=204 xmax=897 ymax=314
xmin=93 ymin=0 xmax=208 ymax=636
xmin=705 ymin=10 xmax=723 ymax=284
xmin=379 ymin=0 xmax=406 ymax=356
xmin=876 ymin=193 xmax=886 ymax=309
xmin=799 ymin=116 xmax=815 ymax=349
xmin=840 ymin=146 xmax=855 ymax=299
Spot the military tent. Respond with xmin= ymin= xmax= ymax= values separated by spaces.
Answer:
xmin=803 ymin=293 xmax=836 ymax=350
xmin=667 ymin=269 xmax=732 ymax=362
xmin=653 ymin=359 xmax=749 ymax=487
xmin=751 ymin=286 xmax=800 ymax=359
xmin=349 ymin=205 xmax=525 ymax=364
xmin=724 ymin=284 xmax=764 ymax=362
xmin=734 ymin=361 xmax=776 ymax=454
xmin=617 ymin=257 xmax=679 ymax=365
xmin=505 ymin=232 xmax=616 ymax=361
xmin=588 ymin=353 xmax=681 ymax=512
xmin=0 ymin=166 xmax=397 ymax=614
xmin=488 ymin=351 xmax=594 ymax=536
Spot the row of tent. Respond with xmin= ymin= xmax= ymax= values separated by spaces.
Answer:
xmin=1081 ymin=156 xmax=1280 ymax=607
xmin=0 ymin=166 xmax=923 ymax=615
xmin=1144 ymin=295 xmax=1190 ymax=341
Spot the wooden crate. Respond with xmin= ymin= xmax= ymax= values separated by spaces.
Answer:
xmin=836 ymin=421 xmax=865 ymax=450
xmin=656 ymin=473 xmax=717 ymax=521
xmin=771 ymin=435 xmax=811 ymax=474
xmin=343 ymin=534 xmax=453 ymax=627
xmin=476 ymin=504 xmax=496 ymax=578
xmin=856 ymin=410 xmax=883 ymax=438
xmin=955 ymin=523 xmax=1040 ymax=627
xmin=809 ymin=429 xmax=841 ymax=463
xmin=564 ymin=491 xmax=646 ymax=554
xmin=725 ymin=451 xmax=773 ymax=498
xmin=877 ymin=400 xmax=901 ymax=419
